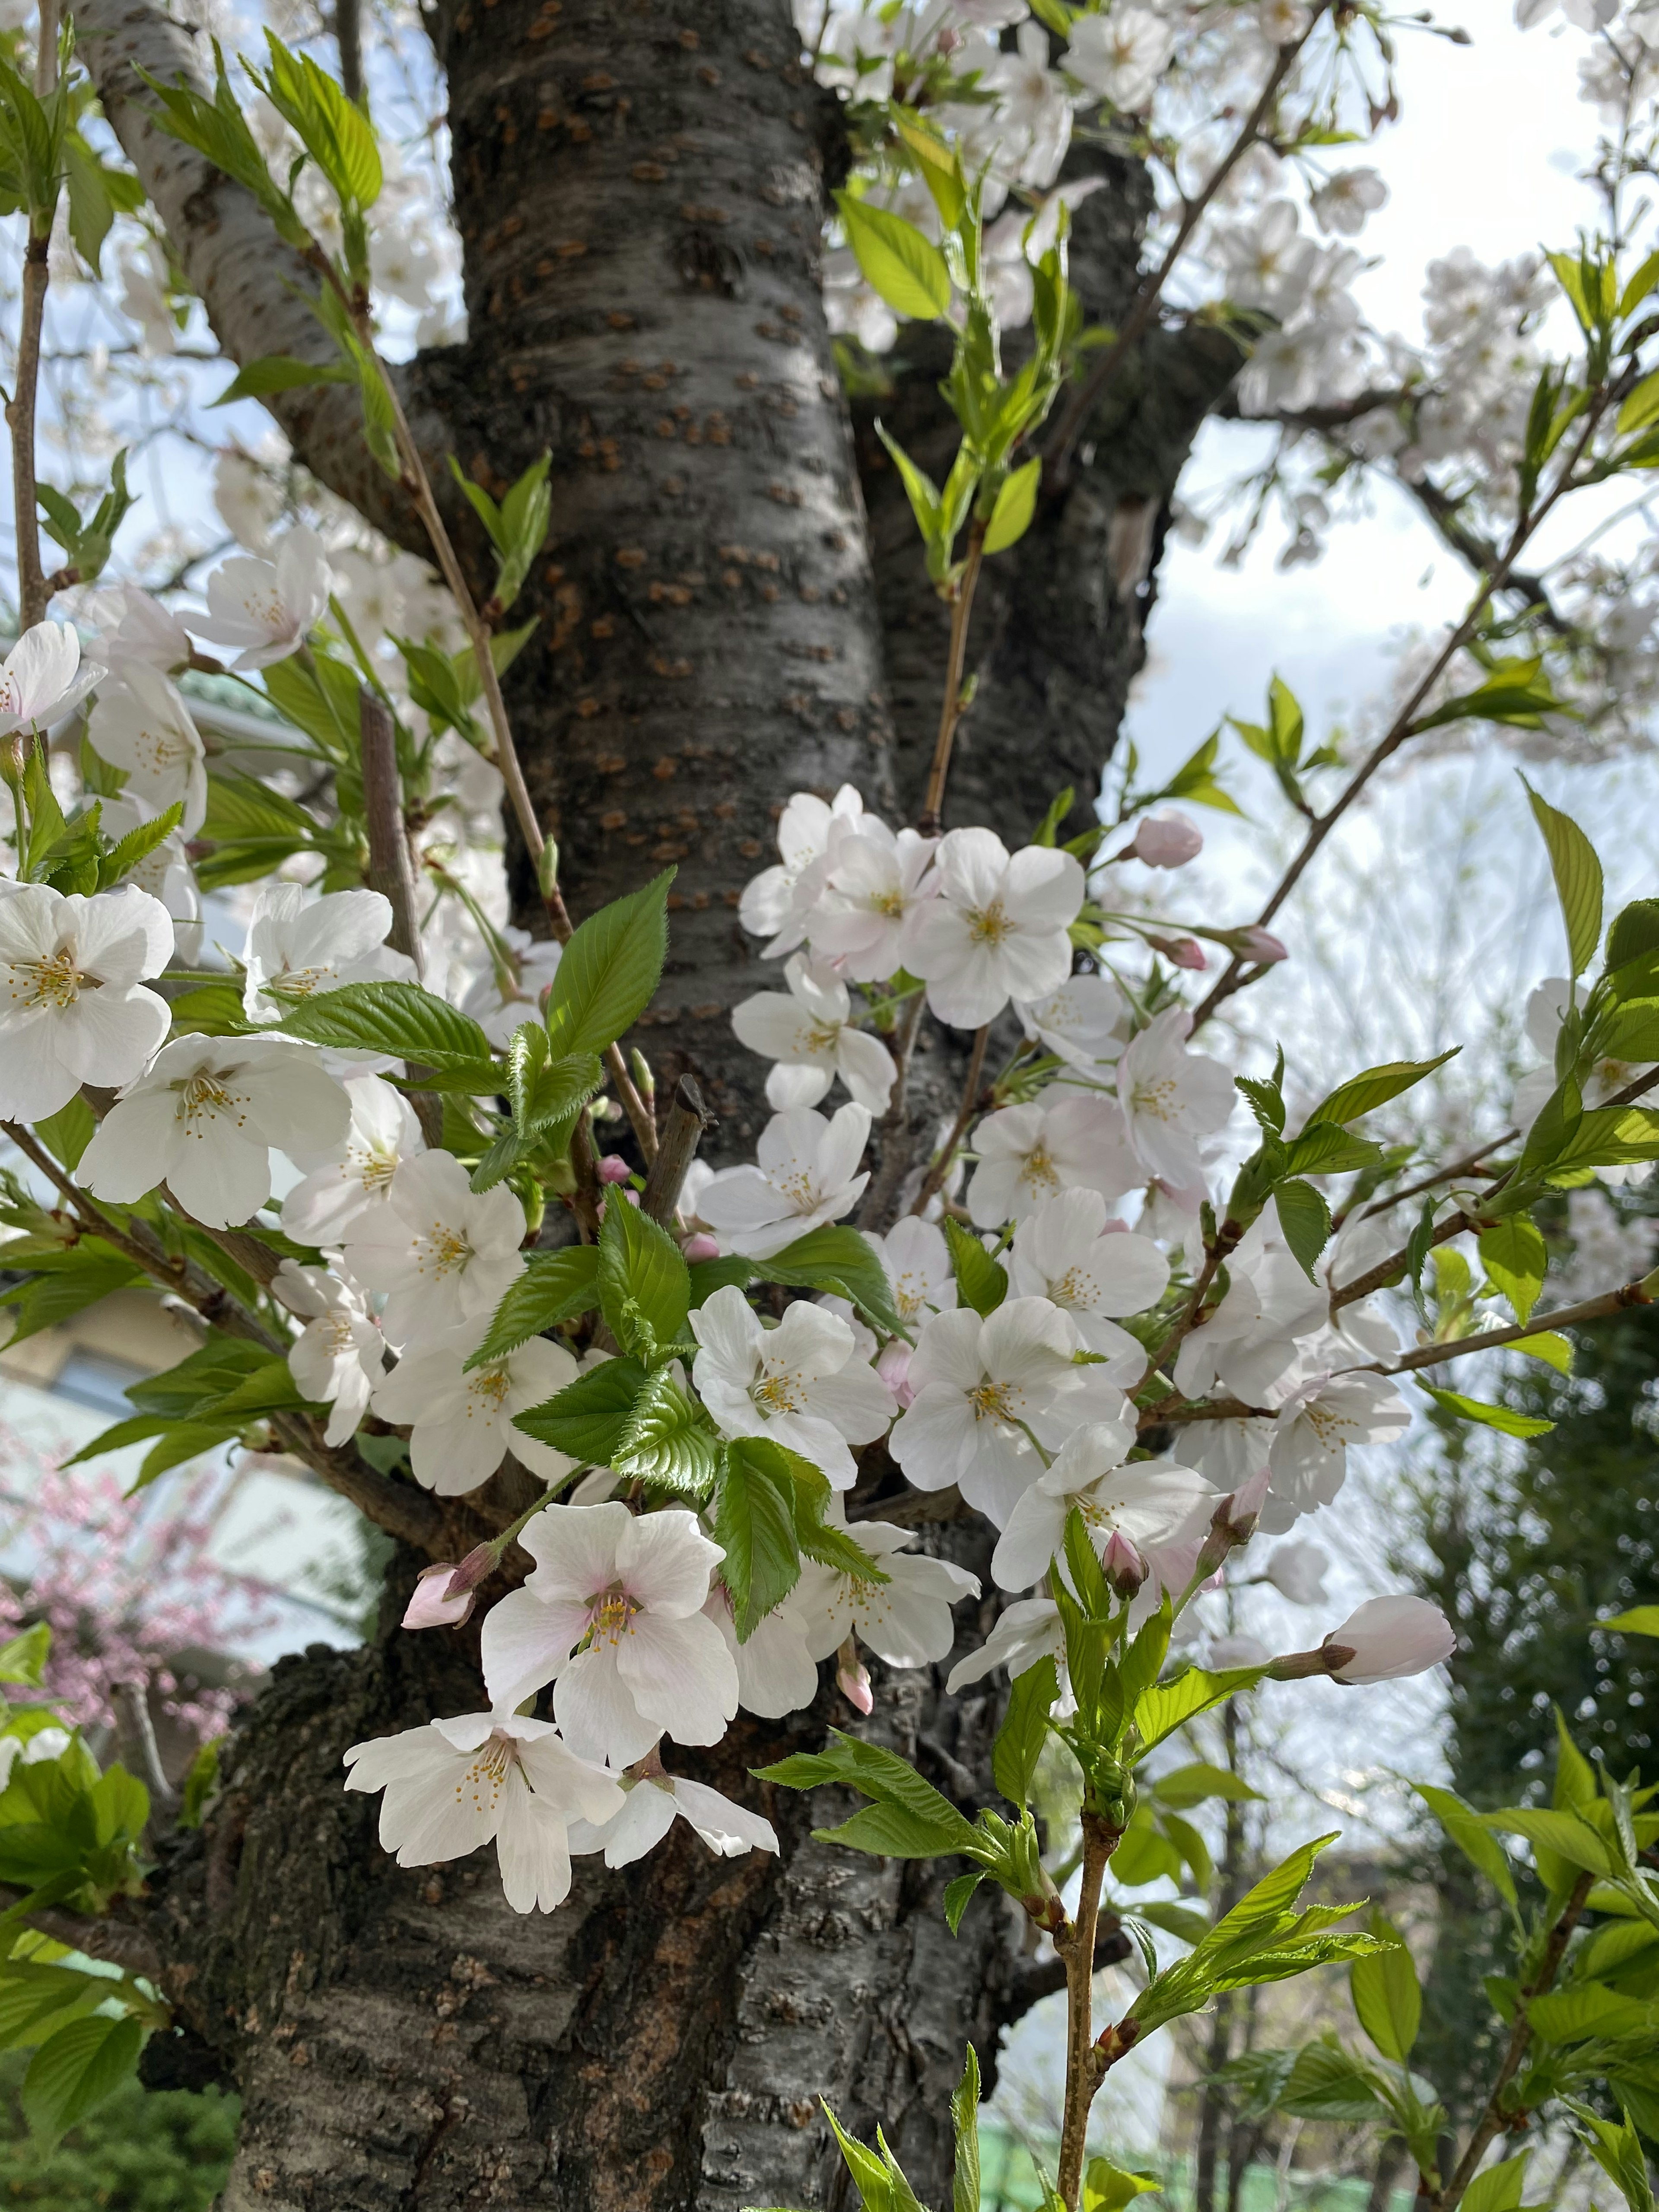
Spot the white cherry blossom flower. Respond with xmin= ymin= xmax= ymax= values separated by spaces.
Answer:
xmin=739 ymin=783 xmax=868 ymax=956
xmin=946 ymin=1595 xmax=1065 ymax=1693
xmin=690 ymin=1285 xmax=896 ymax=1488
xmin=343 ymin=1708 xmax=625 ymax=1913
xmin=866 ymin=1215 xmax=957 ymax=1330
xmin=803 ymin=819 xmax=938 ymax=981
xmin=85 ymin=585 xmax=192 ymax=675
xmin=276 ymin=1259 xmax=385 ymax=1448
xmin=731 ymin=954 xmax=896 ymax=1113
xmin=795 ymin=1517 xmax=980 ymax=1667
xmin=1065 ymin=7 xmax=1173 ymax=109
xmin=1172 ymin=1247 xmax=1326 ymax=1405
xmin=480 ymin=1502 xmax=736 ymax=1765
xmin=890 ymin=1297 xmax=1131 ymax=1526
xmin=0 ymin=884 xmax=172 ymax=1120
xmin=343 ymin=1149 xmax=527 ymax=1350
xmin=1310 ymin=167 xmax=1388 ymax=235
xmin=567 ymin=1764 xmax=779 ymax=1867
xmin=0 ymin=621 xmax=104 ymax=736
xmin=86 ymin=665 xmax=208 ymax=836
xmin=695 ymin=1103 xmax=871 ymax=1260
xmin=1012 ymin=973 xmax=1128 ymax=1068
xmin=1321 ymin=1595 xmax=1456 ymax=1682
xmin=992 ymin=1422 xmax=1214 ymax=1591
xmin=1131 ymin=814 xmax=1203 ymax=868
xmin=242 ymin=883 xmax=414 ymax=1023
xmin=81 ymin=1034 xmax=351 ymax=1229
xmin=981 ymin=22 xmax=1072 ymax=187
xmin=967 ymin=1090 xmax=1139 ymax=1227
xmin=1211 ymin=200 xmax=1313 ymax=318
xmin=283 ymin=1073 xmax=426 ymax=1245
xmin=1116 ymin=1008 xmax=1236 ymax=1185
xmin=901 ymin=829 xmax=1085 ymax=1030
xmin=458 ymin=925 xmax=563 ymax=1046
xmin=1267 ymin=1368 xmax=1411 ymax=1519
xmin=706 ymin=1586 xmax=820 ymax=1717
xmin=99 ymin=796 xmax=201 ymax=961
xmin=374 ymin=1328 xmax=580 ymax=1493
xmin=189 ymin=524 xmax=332 ymax=671
xmin=1008 ymin=1189 xmax=1167 ymax=1364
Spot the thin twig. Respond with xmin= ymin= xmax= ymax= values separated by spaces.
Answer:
xmin=1054 ymin=1812 xmax=1116 ymax=2209
xmin=111 ymin=1678 xmax=180 ymax=1819
xmin=640 ymin=1075 xmax=715 ymax=1226
xmin=6 ymin=232 xmax=51 ymax=629
xmin=1344 ymin=1134 xmax=1514 ymax=1227
xmin=1044 ymin=6 xmax=1329 ymax=489
xmin=911 ymin=1023 xmax=988 ymax=1214
xmin=919 ymin=521 xmax=987 ymax=835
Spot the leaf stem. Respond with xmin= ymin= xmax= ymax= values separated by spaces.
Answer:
xmin=918 ymin=521 xmax=987 ymax=836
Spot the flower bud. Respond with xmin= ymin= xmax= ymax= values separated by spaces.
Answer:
xmin=1196 ymin=1467 xmax=1270 ymax=1575
xmin=1147 ymin=932 xmax=1208 ymax=971
xmin=1133 ymin=811 xmax=1204 ymax=868
xmin=1229 ymin=926 xmax=1289 ymax=966
xmin=403 ymin=1564 xmax=475 ymax=1631
xmin=1100 ymin=1529 xmax=1146 ymax=1600
xmin=444 ymin=1542 xmax=499 ymax=1599
xmin=682 ymin=1232 xmax=721 ymax=1263
xmin=536 ymin=836 xmax=561 ymax=898
xmin=1321 ymin=1595 xmax=1456 ymax=1683
xmin=596 ymin=1153 xmax=632 ymax=1185
xmin=836 ymin=1634 xmax=874 ymax=1715
xmin=877 ymin=1337 xmax=915 ymax=1409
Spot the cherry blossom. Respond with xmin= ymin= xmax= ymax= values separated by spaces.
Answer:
xmin=189 ymin=524 xmax=333 ymax=670
xmin=276 ymin=1258 xmax=385 ymax=1448
xmin=901 ymin=829 xmax=1085 ymax=1030
xmin=890 ymin=1297 xmax=1132 ymax=1526
xmin=690 ymin=1285 xmax=896 ymax=1488
xmin=0 ymin=621 xmax=104 ymax=736
xmin=1171 ymin=1246 xmax=1326 ymax=1405
xmin=343 ymin=1708 xmax=625 ymax=1913
xmin=1012 ymin=973 xmax=1128 ymax=1068
xmin=794 ymin=1517 xmax=981 ymax=1669
xmin=706 ymin=1586 xmax=820 ymax=1718
xmin=865 ymin=1215 xmax=957 ymax=1330
xmin=946 ymin=1595 xmax=1065 ymax=1693
xmin=480 ymin=1502 xmax=737 ymax=1764
xmin=0 ymin=884 xmax=172 ymax=1120
xmin=1116 ymin=1008 xmax=1236 ymax=1186
xmin=374 ymin=1329 xmax=581 ymax=1493
xmin=458 ymin=925 xmax=563 ymax=1046
xmin=85 ymin=665 xmax=208 ymax=836
xmin=738 ymin=783 xmax=867 ymax=957
xmin=1066 ymin=8 xmax=1173 ymax=110
xmin=731 ymin=954 xmax=897 ymax=1112
xmin=86 ymin=585 xmax=192 ymax=674
xmin=1007 ymin=1188 xmax=1168 ymax=1365
xmin=567 ymin=1763 xmax=779 ymax=1868
xmin=967 ymin=1090 xmax=1139 ymax=1227
xmin=81 ymin=1034 xmax=351 ymax=1228
xmin=343 ymin=1149 xmax=527 ymax=1349
xmin=242 ymin=883 xmax=414 ymax=1023
xmin=991 ymin=1424 xmax=1214 ymax=1592
xmin=283 ymin=1073 xmax=426 ymax=1245
xmin=99 ymin=796 xmax=201 ymax=960
xmin=1131 ymin=813 xmax=1204 ymax=868
xmin=695 ymin=1102 xmax=871 ymax=1259
xmin=1321 ymin=1595 xmax=1457 ymax=1683
xmin=802 ymin=818 xmax=938 ymax=980
xmin=1267 ymin=1368 xmax=1411 ymax=1519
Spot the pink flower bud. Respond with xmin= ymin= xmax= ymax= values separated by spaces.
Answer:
xmin=402 ymin=1564 xmax=475 ymax=1631
xmin=682 ymin=1232 xmax=721 ymax=1263
xmin=837 ymin=1659 xmax=874 ymax=1715
xmin=444 ymin=1542 xmax=499 ymax=1599
xmin=1236 ymin=927 xmax=1288 ymax=966
xmin=596 ymin=1154 xmax=631 ymax=1184
xmin=1147 ymin=932 xmax=1208 ymax=970
xmin=1322 ymin=1595 xmax=1456 ymax=1683
xmin=877 ymin=1338 xmax=915 ymax=1408
xmin=1133 ymin=812 xmax=1204 ymax=868
xmin=1100 ymin=1529 xmax=1146 ymax=1599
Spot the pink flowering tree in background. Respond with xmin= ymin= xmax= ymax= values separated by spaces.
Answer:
xmin=0 ymin=0 xmax=1652 ymax=2204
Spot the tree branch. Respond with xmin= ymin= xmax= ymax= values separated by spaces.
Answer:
xmin=640 ymin=1076 xmax=715 ymax=1225
xmin=0 ymin=1885 xmax=163 ymax=1981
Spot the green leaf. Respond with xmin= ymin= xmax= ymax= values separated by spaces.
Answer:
xmin=1604 ymin=1606 xmax=1659 ymax=1637
xmin=1132 ymin=1667 xmax=1265 ymax=1759
xmin=1522 ymin=777 xmax=1604 ymax=979
xmin=758 ymin=1226 xmax=906 ymax=1337
xmin=1418 ymin=1385 xmax=1554 ymax=1440
xmin=1084 ymin=2159 xmax=1163 ymax=2212
xmin=951 ymin=2044 xmax=981 ymax=2212
xmin=274 ymin=980 xmax=496 ymax=1068
xmin=1150 ymin=1761 xmax=1264 ymax=1810
xmin=943 ymin=1868 xmax=988 ymax=1934
xmin=1605 ymin=897 xmax=1659 ymax=977
xmin=178 ymin=1737 xmax=220 ymax=1831
xmin=252 ymin=32 xmax=382 ymax=209
xmin=1274 ymin=1179 xmax=1332 ymax=1280
xmin=892 ymin=106 xmax=967 ymax=229
xmin=1510 ymin=1330 xmax=1572 ymax=1375
xmin=1418 ymin=1783 xmax=1519 ymax=1910
xmin=945 ymin=1217 xmax=1007 ymax=1317
xmin=599 ymin=1198 xmax=691 ymax=1360
xmin=1461 ymin=2155 xmax=1532 ymax=2212
xmin=1564 ymin=2098 xmax=1655 ymax=2212
xmin=714 ymin=1439 xmax=805 ymax=1639
xmin=29 ymin=1097 xmax=94 ymax=1172
xmin=1478 ymin=1217 xmax=1548 ymax=1324
xmin=22 ymin=2015 xmax=143 ymax=2148
xmin=0 ymin=1247 xmax=143 ymax=1346
xmin=1279 ymin=1123 xmax=1383 ymax=1178
xmin=1529 ymin=1985 xmax=1650 ymax=2044
xmin=612 ymin=1367 xmax=721 ymax=1497
xmin=1484 ymin=1805 xmax=1611 ymax=1875
xmin=211 ymin=353 xmax=354 ymax=406
xmin=1554 ymin=1705 xmax=1598 ymax=1812
xmin=836 ymin=192 xmax=952 ymax=319
xmin=1350 ymin=1913 xmax=1420 ymax=2059
xmin=875 ymin=423 xmax=944 ymax=549
xmin=992 ymin=1657 xmax=1057 ymax=1807
xmin=513 ymin=1357 xmax=649 ymax=1463
xmin=543 ymin=871 xmax=674 ymax=1058
xmin=97 ymin=799 xmax=184 ymax=891
xmin=982 ymin=458 xmax=1041 ymax=555
xmin=0 ymin=1625 xmax=49 ymax=1687
xmin=1306 ymin=1051 xmax=1460 ymax=1129
xmin=1276 ymin=2040 xmax=1391 ymax=2124
xmin=755 ymin=1730 xmax=979 ymax=1858
xmin=465 ymin=1247 xmax=600 ymax=1368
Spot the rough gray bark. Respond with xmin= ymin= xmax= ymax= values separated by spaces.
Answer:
xmin=80 ymin=2 xmax=1246 ymax=2203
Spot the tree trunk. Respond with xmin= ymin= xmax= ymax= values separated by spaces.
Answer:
xmin=81 ymin=0 xmax=1245 ymax=2200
